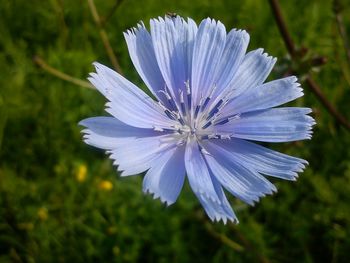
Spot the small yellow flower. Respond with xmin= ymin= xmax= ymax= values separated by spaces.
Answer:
xmin=76 ymin=164 xmax=87 ymax=182
xmin=99 ymin=180 xmax=113 ymax=191
xmin=37 ymin=207 xmax=48 ymax=221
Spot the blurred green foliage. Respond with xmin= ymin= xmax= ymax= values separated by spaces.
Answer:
xmin=1 ymin=0 xmax=350 ymax=262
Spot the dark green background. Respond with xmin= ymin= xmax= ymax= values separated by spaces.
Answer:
xmin=1 ymin=0 xmax=350 ymax=262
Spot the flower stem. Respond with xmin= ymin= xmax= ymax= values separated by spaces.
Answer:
xmin=101 ymin=0 xmax=125 ymax=26
xmin=87 ymin=0 xmax=123 ymax=74
xmin=33 ymin=55 xmax=94 ymax=90
xmin=203 ymin=221 xmax=244 ymax=252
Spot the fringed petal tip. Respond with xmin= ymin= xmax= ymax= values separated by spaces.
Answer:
xmin=79 ymin=128 xmax=94 ymax=143
xmin=154 ymin=15 xmax=199 ymax=25
xmin=243 ymin=187 xmax=279 ymax=208
xmin=109 ymin=156 xmax=137 ymax=177
xmin=235 ymin=29 xmax=250 ymax=46
xmin=78 ymin=120 xmax=89 ymax=128
xmin=211 ymin=213 xmax=239 ymax=225
xmin=143 ymin=189 xmax=175 ymax=207
xmin=253 ymin=48 xmax=278 ymax=66
xmin=113 ymin=165 xmax=139 ymax=178
xmin=92 ymin=61 xmax=104 ymax=69
xmin=123 ymin=22 xmax=146 ymax=39
xmin=198 ymin=194 xmax=238 ymax=224
xmin=211 ymin=213 xmax=238 ymax=224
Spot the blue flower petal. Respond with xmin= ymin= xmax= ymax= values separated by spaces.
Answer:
xmin=150 ymin=17 xmax=197 ymax=106
xmin=211 ymin=138 xmax=308 ymax=181
xmin=143 ymin=145 xmax=186 ymax=205
xmin=220 ymin=76 xmax=303 ymax=116
xmin=109 ymin=135 xmax=177 ymax=176
xmin=203 ymin=141 xmax=277 ymax=205
xmin=196 ymin=175 xmax=238 ymax=224
xmin=227 ymin=49 xmax=276 ymax=98
xmin=79 ymin=117 xmax=160 ymax=149
xmin=80 ymin=117 xmax=159 ymax=138
xmin=204 ymin=152 xmax=262 ymax=205
xmin=123 ymin=23 xmax=169 ymax=106
xmin=216 ymin=108 xmax=315 ymax=142
xmin=212 ymin=29 xmax=250 ymax=98
xmin=191 ymin=18 xmax=226 ymax=106
xmin=89 ymin=62 xmax=177 ymax=129
xmin=184 ymin=137 xmax=220 ymax=203
xmin=185 ymin=137 xmax=237 ymax=223
xmin=80 ymin=117 xmax=174 ymax=176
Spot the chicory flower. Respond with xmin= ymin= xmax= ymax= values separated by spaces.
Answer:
xmin=80 ymin=16 xmax=315 ymax=223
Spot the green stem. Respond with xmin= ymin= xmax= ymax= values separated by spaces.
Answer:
xmin=33 ymin=55 xmax=94 ymax=90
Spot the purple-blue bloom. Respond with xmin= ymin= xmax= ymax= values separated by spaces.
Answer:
xmin=80 ymin=16 xmax=315 ymax=223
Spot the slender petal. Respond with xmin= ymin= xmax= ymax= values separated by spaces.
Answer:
xmin=203 ymin=150 xmax=264 ymax=205
xmin=89 ymin=62 xmax=177 ymax=129
xmin=211 ymin=138 xmax=308 ymax=181
xmin=220 ymin=76 xmax=304 ymax=116
xmin=123 ymin=24 xmax=169 ymax=105
xmin=202 ymin=141 xmax=277 ymax=204
xmin=173 ymin=17 xmax=198 ymax=83
xmin=184 ymin=137 xmax=220 ymax=203
xmin=212 ymin=29 xmax=250 ymax=98
xmin=185 ymin=138 xmax=237 ymax=223
xmin=183 ymin=18 xmax=198 ymax=82
xmin=216 ymin=108 xmax=315 ymax=142
xmin=150 ymin=17 xmax=197 ymax=104
xmin=191 ymin=18 xmax=226 ymax=106
xmin=80 ymin=117 xmax=159 ymax=138
xmin=225 ymin=49 xmax=276 ymax=99
xmin=79 ymin=117 xmax=160 ymax=149
xmin=143 ymin=145 xmax=186 ymax=205
xmin=109 ymin=135 xmax=177 ymax=176
xmin=196 ymin=175 xmax=238 ymax=223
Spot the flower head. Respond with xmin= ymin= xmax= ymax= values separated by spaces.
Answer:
xmin=80 ymin=16 xmax=315 ymax=223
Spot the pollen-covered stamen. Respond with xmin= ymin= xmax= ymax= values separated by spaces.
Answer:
xmin=199 ymin=131 xmax=232 ymax=140
xmin=214 ymin=114 xmax=241 ymax=126
xmin=179 ymin=90 xmax=186 ymax=117
xmin=158 ymin=84 xmax=190 ymax=126
xmin=157 ymin=101 xmax=178 ymax=121
xmin=200 ymin=84 xmax=219 ymax=113
xmin=158 ymin=89 xmax=177 ymax=111
xmin=218 ymin=134 xmax=231 ymax=139
xmin=185 ymin=80 xmax=191 ymax=111
xmin=194 ymin=95 xmax=203 ymax=120
xmin=199 ymin=145 xmax=211 ymax=155
xmin=200 ymin=96 xmax=239 ymax=130
xmin=164 ymin=109 xmax=177 ymax=120
xmin=206 ymin=99 xmax=224 ymax=121
xmin=175 ymin=112 xmax=185 ymax=126
xmin=201 ymin=111 xmax=222 ymax=129
xmin=200 ymin=97 xmax=211 ymax=112
xmin=153 ymin=126 xmax=164 ymax=132
xmin=202 ymin=121 xmax=212 ymax=129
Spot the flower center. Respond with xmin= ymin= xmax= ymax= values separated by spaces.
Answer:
xmin=157 ymin=81 xmax=240 ymax=142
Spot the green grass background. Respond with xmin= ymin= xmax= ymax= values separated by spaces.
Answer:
xmin=1 ymin=0 xmax=350 ymax=262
